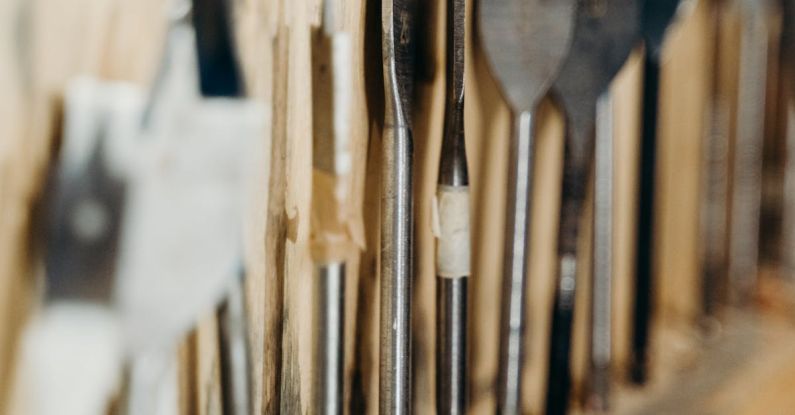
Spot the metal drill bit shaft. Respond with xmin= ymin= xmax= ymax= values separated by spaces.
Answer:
xmin=699 ymin=0 xmax=730 ymax=321
xmin=631 ymin=0 xmax=681 ymax=385
xmin=436 ymin=0 xmax=468 ymax=412
xmin=588 ymin=92 xmax=614 ymax=412
xmin=545 ymin=3 xmax=640 ymax=413
xmin=728 ymin=0 xmax=776 ymax=305
xmin=311 ymin=1 xmax=352 ymax=412
xmin=479 ymin=2 xmax=576 ymax=413
xmin=314 ymin=262 xmax=346 ymax=414
xmin=380 ymin=0 xmax=416 ymax=412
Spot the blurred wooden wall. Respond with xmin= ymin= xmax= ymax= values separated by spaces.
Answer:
xmin=4 ymin=0 xmax=795 ymax=414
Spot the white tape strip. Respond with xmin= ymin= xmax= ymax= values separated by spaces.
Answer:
xmin=434 ymin=185 xmax=471 ymax=278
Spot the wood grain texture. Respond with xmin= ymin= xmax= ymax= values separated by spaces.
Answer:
xmin=3 ymin=0 xmax=795 ymax=414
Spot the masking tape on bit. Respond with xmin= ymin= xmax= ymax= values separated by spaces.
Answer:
xmin=434 ymin=185 xmax=471 ymax=278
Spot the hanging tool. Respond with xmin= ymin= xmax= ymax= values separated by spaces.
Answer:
xmin=21 ymin=77 xmax=142 ymax=415
xmin=699 ymin=0 xmax=730 ymax=323
xmin=588 ymin=92 xmax=614 ymax=412
xmin=630 ymin=0 xmax=682 ymax=385
xmin=380 ymin=0 xmax=416 ymax=412
xmin=478 ymin=1 xmax=576 ymax=413
xmin=191 ymin=0 xmax=253 ymax=413
xmin=727 ymin=0 xmax=778 ymax=305
xmin=545 ymin=2 xmax=640 ymax=413
xmin=435 ymin=0 xmax=468 ymax=412
xmin=310 ymin=0 xmax=354 ymax=412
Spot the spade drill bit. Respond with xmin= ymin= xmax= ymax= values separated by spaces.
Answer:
xmin=545 ymin=2 xmax=640 ymax=413
xmin=380 ymin=0 xmax=416 ymax=412
xmin=310 ymin=0 xmax=353 ymax=412
xmin=478 ymin=1 xmax=577 ymax=413
xmin=435 ymin=0 xmax=469 ymax=412
xmin=631 ymin=0 xmax=682 ymax=385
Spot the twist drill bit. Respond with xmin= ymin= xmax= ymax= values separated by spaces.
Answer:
xmin=545 ymin=2 xmax=640 ymax=413
xmin=630 ymin=0 xmax=682 ymax=385
xmin=478 ymin=1 xmax=577 ymax=413
xmin=380 ymin=0 xmax=416 ymax=412
xmin=435 ymin=0 xmax=469 ymax=412
xmin=310 ymin=0 xmax=353 ymax=412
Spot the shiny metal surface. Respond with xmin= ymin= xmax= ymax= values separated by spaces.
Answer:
xmin=478 ymin=2 xmax=576 ymax=413
xmin=314 ymin=262 xmax=345 ymax=415
xmin=218 ymin=269 xmax=253 ymax=415
xmin=437 ymin=279 xmax=468 ymax=414
xmin=436 ymin=0 xmax=468 ymax=412
xmin=478 ymin=0 xmax=577 ymax=111
xmin=589 ymin=92 xmax=614 ymax=412
xmin=496 ymin=112 xmax=535 ymax=415
xmin=381 ymin=0 xmax=416 ymax=412
xmin=546 ymin=2 xmax=640 ymax=413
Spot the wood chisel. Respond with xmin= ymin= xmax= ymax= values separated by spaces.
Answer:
xmin=478 ymin=1 xmax=577 ymax=413
xmin=630 ymin=0 xmax=682 ymax=385
xmin=381 ymin=0 xmax=417 ymax=412
xmin=435 ymin=0 xmax=468 ymax=412
xmin=545 ymin=2 xmax=640 ymax=413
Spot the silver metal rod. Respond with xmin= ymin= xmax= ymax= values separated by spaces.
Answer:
xmin=380 ymin=0 xmax=415 ymax=411
xmin=729 ymin=1 xmax=769 ymax=304
xmin=589 ymin=92 xmax=614 ymax=412
xmin=380 ymin=123 xmax=413 ymax=414
xmin=699 ymin=1 xmax=729 ymax=320
xmin=437 ymin=279 xmax=468 ymax=414
xmin=314 ymin=262 xmax=345 ymax=415
xmin=496 ymin=111 xmax=535 ymax=415
xmin=436 ymin=0 xmax=468 ymax=412
xmin=217 ymin=269 xmax=252 ymax=415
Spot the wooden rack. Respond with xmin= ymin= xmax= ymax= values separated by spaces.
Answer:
xmin=1 ymin=0 xmax=794 ymax=413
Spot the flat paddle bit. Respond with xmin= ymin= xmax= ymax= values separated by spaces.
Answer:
xmin=478 ymin=1 xmax=577 ymax=413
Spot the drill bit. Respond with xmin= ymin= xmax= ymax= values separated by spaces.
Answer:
xmin=435 ymin=0 xmax=468 ymax=412
xmin=728 ymin=0 xmax=777 ymax=305
xmin=631 ymin=0 xmax=682 ymax=385
xmin=380 ymin=0 xmax=416 ymax=411
xmin=478 ymin=1 xmax=577 ymax=413
xmin=545 ymin=2 xmax=640 ymax=413
xmin=588 ymin=91 xmax=615 ymax=412
xmin=699 ymin=0 xmax=730 ymax=322
xmin=310 ymin=0 xmax=353 ymax=412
